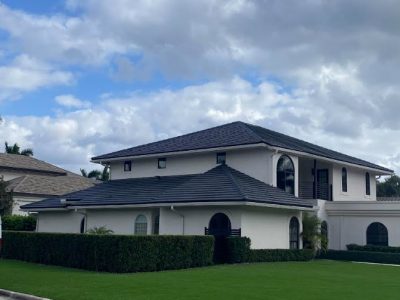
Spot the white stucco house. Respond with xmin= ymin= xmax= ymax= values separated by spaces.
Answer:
xmin=22 ymin=121 xmax=398 ymax=250
xmin=0 ymin=153 xmax=95 ymax=215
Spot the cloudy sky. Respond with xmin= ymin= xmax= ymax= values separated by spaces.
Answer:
xmin=0 ymin=0 xmax=400 ymax=173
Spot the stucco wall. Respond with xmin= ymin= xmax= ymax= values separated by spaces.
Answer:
xmin=37 ymin=211 xmax=84 ymax=233
xmin=241 ymin=206 xmax=302 ymax=249
xmin=109 ymin=147 xmax=274 ymax=185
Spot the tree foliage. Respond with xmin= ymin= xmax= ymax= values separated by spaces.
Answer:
xmin=86 ymin=226 xmax=114 ymax=235
xmin=80 ymin=166 xmax=109 ymax=181
xmin=302 ymin=213 xmax=321 ymax=251
xmin=0 ymin=178 xmax=13 ymax=216
xmin=4 ymin=142 xmax=33 ymax=157
xmin=377 ymin=175 xmax=400 ymax=197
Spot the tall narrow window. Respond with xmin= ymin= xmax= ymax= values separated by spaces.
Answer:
xmin=153 ymin=215 xmax=160 ymax=235
xmin=135 ymin=215 xmax=148 ymax=235
xmin=216 ymin=152 xmax=226 ymax=164
xmin=80 ymin=217 xmax=85 ymax=234
xmin=289 ymin=217 xmax=300 ymax=249
xmin=367 ymin=222 xmax=388 ymax=246
xmin=342 ymin=167 xmax=347 ymax=192
xmin=158 ymin=158 xmax=166 ymax=169
xmin=366 ymin=172 xmax=370 ymax=195
xmin=124 ymin=161 xmax=132 ymax=172
xmin=277 ymin=155 xmax=295 ymax=195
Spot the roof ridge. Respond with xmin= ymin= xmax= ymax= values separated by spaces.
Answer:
xmin=6 ymin=175 xmax=28 ymax=192
xmin=220 ymin=164 xmax=248 ymax=200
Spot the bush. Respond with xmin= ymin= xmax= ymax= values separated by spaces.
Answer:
xmin=1 ymin=231 xmax=214 ymax=273
xmin=226 ymin=237 xmax=251 ymax=263
xmin=347 ymin=244 xmax=400 ymax=253
xmin=319 ymin=250 xmax=400 ymax=265
xmin=249 ymin=249 xmax=315 ymax=262
xmin=2 ymin=215 xmax=36 ymax=231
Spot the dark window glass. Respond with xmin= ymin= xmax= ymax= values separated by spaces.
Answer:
xmin=366 ymin=172 xmax=370 ymax=195
xmin=367 ymin=222 xmax=388 ymax=246
xmin=135 ymin=215 xmax=147 ymax=235
xmin=208 ymin=213 xmax=231 ymax=237
xmin=158 ymin=158 xmax=166 ymax=169
xmin=342 ymin=168 xmax=347 ymax=192
xmin=216 ymin=152 xmax=226 ymax=164
xmin=277 ymin=155 xmax=295 ymax=195
xmin=124 ymin=161 xmax=132 ymax=172
xmin=153 ymin=215 xmax=160 ymax=235
xmin=289 ymin=217 xmax=299 ymax=249
xmin=80 ymin=217 xmax=85 ymax=234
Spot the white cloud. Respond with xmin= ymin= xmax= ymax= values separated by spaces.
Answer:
xmin=55 ymin=94 xmax=91 ymax=109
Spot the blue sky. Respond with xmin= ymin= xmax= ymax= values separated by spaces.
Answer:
xmin=1 ymin=1 xmax=400 ymax=173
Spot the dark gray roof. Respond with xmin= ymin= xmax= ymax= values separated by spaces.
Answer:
xmin=6 ymin=173 xmax=95 ymax=197
xmin=92 ymin=121 xmax=392 ymax=173
xmin=22 ymin=165 xmax=313 ymax=210
xmin=0 ymin=153 xmax=67 ymax=175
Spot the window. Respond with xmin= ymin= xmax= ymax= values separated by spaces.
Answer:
xmin=289 ymin=217 xmax=300 ymax=249
xmin=216 ymin=152 xmax=226 ymax=164
xmin=124 ymin=161 xmax=132 ymax=172
xmin=153 ymin=215 xmax=160 ymax=235
xmin=367 ymin=222 xmax=388 ymax=246
xmin=80 ymin=217 xmax=85 ymax=234
xmin=366 ymin=172 xmax=370 ymax=195
xmin=277 ymin=155 xmax=295 ymax=195
xmin=135 ymin=215 xmax=148 ymax=235
xmin=321 ymin=221 xmax=328 ymax=250
xmin=158 ymin=158 xmax=166 ymax=169
xmin=342 ymin=168 xmax=347 ymax=192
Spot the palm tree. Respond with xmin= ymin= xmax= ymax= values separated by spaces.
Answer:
xmin=4 ymin=142 xmax=34 ymax=157
xmin=80 ymin=166 xmax=109 ymax=181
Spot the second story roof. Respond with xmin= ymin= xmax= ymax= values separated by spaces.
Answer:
xmin=92 ymin=121 xmax=392 ymax=173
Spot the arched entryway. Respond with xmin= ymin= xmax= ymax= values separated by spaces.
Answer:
xmin=367 ymin=222 xmax=388 ymax=246
xmin=208 ymin=213 xmax=232 ymax=263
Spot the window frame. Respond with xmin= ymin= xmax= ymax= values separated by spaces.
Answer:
xmin=277 ymin=155 xmax=295 ymax=195
xmin=365 ymin=172 xmax=371 ymax=195
xmin=158 ymin=157 xmax=167 ymax=169
xmin=134 ymin=214 xmax=148 ymax=235
xmin=342 ymin=167 xmax=348 ymax=192
xmin=124 ymin=161 xmax=132 ymax=172
xmin=216 ymin=152 xmax=226 ymax=165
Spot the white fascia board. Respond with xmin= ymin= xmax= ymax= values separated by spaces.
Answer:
xmin=326 ymin=201 xmax=400 ymax=216
xmin=91 ymin=143 xmax=268 ymax=164
xmin=20 ymin=207 xmax=68 ymax=212
xmin=269 ymin=146 xmax=393 ymax=175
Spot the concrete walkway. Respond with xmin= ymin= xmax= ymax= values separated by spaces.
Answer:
xmin=0 ymin=289 xmax=50 ymax=300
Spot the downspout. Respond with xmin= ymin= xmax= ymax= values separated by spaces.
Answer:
xmin=170 ymin=206 xmax=185 ymax=235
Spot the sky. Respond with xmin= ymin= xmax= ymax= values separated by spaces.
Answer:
xmin=0 ymin=0 xmax=400 ymax=174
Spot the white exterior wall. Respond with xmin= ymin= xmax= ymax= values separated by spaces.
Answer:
xmin=37 ymin=211 xmax=84 ymax=233
xmin=241 ymin=206 xmax=302 ymax=249
xmin=1 ymin=170 xmax=25 ymax=181
xmin=110 ymin=147 xmax=274 ymax=185
xmin=13 ymin=195 xmax=44 ymax=216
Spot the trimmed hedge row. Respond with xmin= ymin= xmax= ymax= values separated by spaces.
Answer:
xmin=1 ymin=231 xmax=214 ymax=272
xmin=319 ymin=250 xmax=400 ymax=265
xmin=225 ymin=237 xmax=314 ymax=263
xmin=2 ymin=215 xmax=36 ymax=231
xmin=347 ymin=244 xmax=400 ymax=253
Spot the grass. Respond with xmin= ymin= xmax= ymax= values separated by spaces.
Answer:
xmin=1 ymin=259 xmax=400 ymax=300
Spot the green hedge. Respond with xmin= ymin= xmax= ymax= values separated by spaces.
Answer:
xmin=347 ymin=244 xmax=400 ymax=253
xmin=319 ymin=250 xmax=400 ymax=265
xmin=224 ymin=237 xmax=314 ymax=263
xmin=1 ymin=231 xmax=214 ymax=272
xmin=2 ymin=215 xmax=36 ymax=231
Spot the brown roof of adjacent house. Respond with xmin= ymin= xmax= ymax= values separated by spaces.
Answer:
xmin=0 ymin=153 xmax=67 ymax=175
xmin=6 ymin=173 xmax=96 ymax=197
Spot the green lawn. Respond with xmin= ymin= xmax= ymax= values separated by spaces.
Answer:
xmin=1 ymin=259 xmax=400 ymax=300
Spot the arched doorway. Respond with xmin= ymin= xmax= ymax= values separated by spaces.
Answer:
xmin=367 ymin=222 xmax=388 ymax=246
xmin=208 ymin=213 xmax=231 ymax=263
xmin=209 ymin=213 xmax=231 ymax=237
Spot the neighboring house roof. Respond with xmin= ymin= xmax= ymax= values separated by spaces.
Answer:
xmin=92 ymin=121 xmax=392 ymax=173
xmin=21 ymin=165 xmax=313 ymax=211
xmin=0 ymin=153 xmax=67 ymax=175
xmin=6 ymin=173 xmax=96 ymax=197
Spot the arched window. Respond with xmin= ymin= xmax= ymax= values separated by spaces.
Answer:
xmin=208 ymin=213 xmax=231 ymax=237
xmin=342 ymin=168 xmax=347 ymax=192
xmin=135 ymin=215 xmax=148 ymax=235
xmin=277 ymin=155 xmax=295 ymax=195
xmin=367 ymin=222 xmax=388 ymax=246
xmin=80 ymin=217 xmax=85 ymax=234
xmin=365 ymin=172 xmax=371 ymax=195
xmin=289 ymin=217 xmax=300 ymax=249
xmin=321 ymin=221 xmax=328 ymax=250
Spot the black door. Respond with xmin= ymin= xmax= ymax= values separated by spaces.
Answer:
xmin=317 ymin=169 xmax=329 ymax=200
xmin=208 ymin=213 xmax=231 ymax=263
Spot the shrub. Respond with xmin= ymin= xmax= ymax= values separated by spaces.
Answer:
xmin=249 ymin=249 xmax=315 ymax=262
xmin=319 ymin=250 xmax=400 ymax=265
xmin=1 ymin=231 xmax=214 ymax=273
xmin=347 ymin=244 xmax=400 ymax=253
xmin=86 ymin=226 xmax=114 ymax=235
xmin=302 ymin=213 xmax=321 ymax=250
xmin=2 ymin=215 xmax=36 ymax=231
xmin=226 ymin=237 xmax=251 ymax=263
